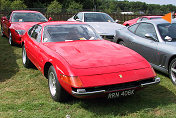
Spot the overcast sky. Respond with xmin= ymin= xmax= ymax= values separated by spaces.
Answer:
xmin=126 ymin=0 xmax=176 ymax=6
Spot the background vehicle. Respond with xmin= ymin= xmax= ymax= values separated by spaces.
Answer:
xmin=114 ymin=19 xmax=176 ymax=85
xmin=123 ymin=16 xmax=162 ymax=26
xmin=1 ymin=10 xmax=50 ymax=45
xmin=68 ymin=12 xmax=125 ymax=41
xmin=22 ymin=21 xmax=159 ymax=102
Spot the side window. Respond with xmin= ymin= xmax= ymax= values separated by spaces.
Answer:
xmin=128 ymin=23 xmax=139 ymax=33
xmin=137 ymin=17 xmax=142 ymax=23
xmin=28 ymin=25 xmax=36 ymax=36
xmin=135 ymin=23 xmax=157 ymax=39
xmin=141 ymin=17 xmax=148 ymax=21
xmin=74 ymin=13 xmax=83 ymax=20
xmin=31 ymin=25 xmax=42 ymax=42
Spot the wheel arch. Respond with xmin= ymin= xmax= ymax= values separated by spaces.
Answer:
xmin=116 ymin=38 xmax=124 ymax=44
xmin=44 ymin=62 xmax=53 ymax=79
xmin=168 ymin=55 xmax=176 ymax=70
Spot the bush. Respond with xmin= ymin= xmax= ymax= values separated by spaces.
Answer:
xmin=0 ymin=0 xmax=11 ymax=11
xmin=47 ymin=0 xmax=62 ymax=13
xmin=10 ymin=0 xmax=27 ymax=10
xmin=67 ymin=1 xmax=83 ymax=13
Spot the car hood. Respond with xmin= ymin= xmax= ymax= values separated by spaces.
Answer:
xmin=87 ymin=22 xmax=125 ymax=35
xmin=11 ymin=22 xmax=40 ymax=31
xmin=45 ymin=40 xmax=145 ymax=69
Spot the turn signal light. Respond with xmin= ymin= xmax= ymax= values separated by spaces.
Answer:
xmin=60 ymin=74 xmax=83 ymax=87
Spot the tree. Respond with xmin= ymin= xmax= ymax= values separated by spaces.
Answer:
xmin=47 ymin=0 xmax=62 ymax=13
xmin=0 ymin=0 xmax=11 ymax=11
xmin=10 ymin=0 xmax=27 ymax=10
xmin=67 ymin=1 xmax=83 ymax=13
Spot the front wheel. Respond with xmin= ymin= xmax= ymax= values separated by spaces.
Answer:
xmin=9 ymin=31 xmax=14 ymax=45
xmin=22 ymin=45 xmax=32 ymax=68
xmin=1 ymin=25 xmax=5 ymax=37
xmin=169 ymin=58 xmax=176 ymax=85
xmin=48 ymin=65 xmax=69 ymax=102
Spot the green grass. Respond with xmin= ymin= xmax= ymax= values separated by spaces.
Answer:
xmin=1 ymin=35 xmax=176 ymax=118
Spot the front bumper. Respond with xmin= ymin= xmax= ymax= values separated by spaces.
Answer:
xmin=72 ymin=77 xmax=160 ymax=97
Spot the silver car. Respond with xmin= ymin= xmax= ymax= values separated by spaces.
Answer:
xmin=113 ymin=19 xmax=176 ymax=85
xmin=68 ymin=12 xmax=125 ymax=41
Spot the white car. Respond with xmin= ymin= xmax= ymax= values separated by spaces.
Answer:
xmin=67 ymin=12 xmax=125 ymax=41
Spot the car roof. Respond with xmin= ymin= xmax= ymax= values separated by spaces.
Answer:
xmin=38 ymin=21 xmax=86 ymax=27
xmin=142 ymin=16 xmax=162 ymax=18
xmin=140 ymin=19 xmax=176 ymax=25
xmin=12 ymin=10 xmax=40 ymax=13
xmin=79 ymin=11 xmax=106 ymax=14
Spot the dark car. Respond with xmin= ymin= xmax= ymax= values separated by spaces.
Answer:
xmin=113 ymin=19 xmax=176 ymax=85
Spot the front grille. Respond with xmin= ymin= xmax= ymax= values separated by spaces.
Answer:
xmin=73 ymin=78 xmax=155 ymax=92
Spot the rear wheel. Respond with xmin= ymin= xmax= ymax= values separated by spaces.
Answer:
xmin=169 ymin=58 xmax=176 ymax=85
xmin=22 ymin=45 xmax=32 ymax=68
xmin=1 ymin=25 xmax=5 ymax=37
xmin=9 ymin=31 xmax=14 ymax=45
xmin=119 ymin=41 xmax=126 ymax=46
xmin=48 ymin=65 xmax=69 ymax=102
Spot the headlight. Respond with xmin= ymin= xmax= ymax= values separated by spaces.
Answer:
xmin=16 ymin=30 xmax=26 ymax=35
xmin=60 ymin=74 xmax=83 ymax=87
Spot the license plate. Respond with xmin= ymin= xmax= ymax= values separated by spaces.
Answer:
xmin=107 ymin=90 xmax=135 ymax=99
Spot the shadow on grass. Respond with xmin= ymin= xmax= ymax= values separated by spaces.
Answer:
xmin=0 ymin=36 xmax=19 ymax=82
xmin=69 ymin=84 xmax=176 ymax=116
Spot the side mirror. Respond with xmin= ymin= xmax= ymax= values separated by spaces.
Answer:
xmin=76 ymin=18 xmax=82 ymax=22
xmin=145 ymin=33 xmax=157 ymax=41
xmin=48 ymin=17 xmax=52 ymax=21
xmin=115 ymin=20 xmax=119 ymax=23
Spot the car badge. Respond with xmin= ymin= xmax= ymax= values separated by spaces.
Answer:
xmin=119 ymin=74 xmax=123 ymax=78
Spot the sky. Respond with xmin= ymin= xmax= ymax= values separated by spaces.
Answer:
xmin=125 ymin=0 xmax=176 ymax=6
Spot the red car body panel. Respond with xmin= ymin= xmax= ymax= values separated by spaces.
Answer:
xmin=123 ymin=16 xmax=162 ymax=26
xmin=22 ymin=21 xmax=159 ymax=99
xmin=1 ymin=10 xmax=47 ymax=45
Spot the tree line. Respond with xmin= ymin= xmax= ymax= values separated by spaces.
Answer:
xmin=0 ymin=0 xmax=176 ymax=14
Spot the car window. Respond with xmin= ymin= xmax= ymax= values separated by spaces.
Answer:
xmin=137 ymin=17 xmax=142 ymax=23
xmin=28 ymin=25 xmax=35 ymax=36
xmin=31 ymin=25 xmax=42 ymax=42
xmin=135 ymin=23 xmax=157 ymax=39
xmin=141 ymin=17 xmax=148 ymax=21
xmin=84 ymin=13 xmax=114 ymax=22
xmin=43 ymin=24 xmax=101 ymax=42
xmin=128 ymin=23 xmax=139 ymax=33
xmin=11 ymin=12 xmax=47 ymax=22
xmin=76 ymin=13 xmax=83 ymax=20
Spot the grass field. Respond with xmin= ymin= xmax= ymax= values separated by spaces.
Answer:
xmin=1 ymin=35 xmax=176 ymax=118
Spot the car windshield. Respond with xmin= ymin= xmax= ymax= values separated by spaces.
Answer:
xmin=84 ymin=13 xmax=114 ymax=22
xmin=43 ymin=24 xmax=102 ymax=42
xmin=157 ymin=23 xmax=176 ymax=41
xmin=11 ymin=12 xmax=47 ymax=22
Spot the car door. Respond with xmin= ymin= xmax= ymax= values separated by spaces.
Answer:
xmin=131 ymin=22 xmax=158 ymax=65
xmin=26 ymin=25 xmax=42 ymax=69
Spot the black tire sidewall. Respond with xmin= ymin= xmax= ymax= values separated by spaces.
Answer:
xmin=48 ymin=65 xmax=68 ymax=102
xmin=119 ymin=41 xmax=125 ymax=46
xmin=22 ymin=45 xmax=31 ymax=68
xmin=169 ymin=58 xmax=176 ymax=85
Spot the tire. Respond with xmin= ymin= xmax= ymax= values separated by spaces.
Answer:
xmin=48 ymin=65 xmax=69 ymax=102
xmin=9 ymin=31 xmax=14 ymax=46
xmin=22 ymin=45 xmax=32 ymax=68
xmin=1 ymin=25 xmax=5 ymax=37
xmin=169 ymin=58 xmax=176 ymax=85
xmin=119 ymin=41 xmax=126 ymax=46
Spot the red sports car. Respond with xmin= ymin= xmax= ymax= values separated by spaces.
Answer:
xmin=22 ymin=21 xmax=160 ymax=102
xmin=123 ymin=16 xmax=162 ymax=26
xmin=1 ymin=10 xmax=50 ymax=45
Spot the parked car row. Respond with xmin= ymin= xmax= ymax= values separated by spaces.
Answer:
xmin=1 ymin=10 xmax=163 ymax=102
